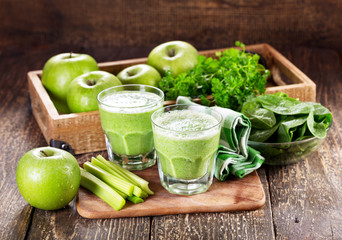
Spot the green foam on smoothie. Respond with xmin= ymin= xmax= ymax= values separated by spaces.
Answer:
xmin=154 ymin=110 xmax=219 ymax=133
xmin=101 ymin=91 xmax=161 ymax=110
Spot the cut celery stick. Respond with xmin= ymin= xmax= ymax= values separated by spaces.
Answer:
xmin=91 ymin=157 xmax=144 ymax=198
xmin=96 ymin=155 xmax=154 ymax=195
xmin=110 ymin=185 xmax=143 ymax=204
xmin=127 ymin=196 xmax=144 ymax=204
xmin=83 ymin=162 xmax=134 ymax=196
xmin=103 ymin=180 xmax=144 ymax=204
xmin=91 ymin=157 xmax=124 ymax=179
xmin=92 ymin=157 xmax=134 ymax=183
xmin=116 ymin=189 xmax=128 ymax=199
xmin=80 ymin=168 xmax=125 ymax=211
xmin=132 ymin=186 xmax=143 ymax=197
xmin=140 ymin=190 xmax=149 ymax=199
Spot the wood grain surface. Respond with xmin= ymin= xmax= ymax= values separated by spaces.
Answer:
xmin=0 ymin=0 xmax=341 ymax=52
xmin=265 ymin=48 xmax=342 ymax=239
xmin=0 ymin=41 xmax=341 ymax=239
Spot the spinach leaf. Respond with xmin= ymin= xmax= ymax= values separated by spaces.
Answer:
xmin=242 ymin=92 xmax=332 ymax=143
xmin=249 ymin=123 xmax=280 ymax=142
xmin=296 ymin=122 xmax=309 ymax=140
xmin=307 ymin=111 xmax=328 ymax=138
xmin=241 ymin=101 xmax=276 ymax=129
xmin=277 ymin=116 xmax=308 ymax=142
xmin=312 ymin=103 xmax=333 ymax=128
xmin=256 ymin=94 xmax=313 ymax=115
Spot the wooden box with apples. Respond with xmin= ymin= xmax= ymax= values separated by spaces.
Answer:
xmin=27 ymin=43 xmax=316 ymax=155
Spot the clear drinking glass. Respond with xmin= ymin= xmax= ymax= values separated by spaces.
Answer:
xmin=97 ymin=84 xmax=164 ymax=170
xmin=151 ymin=104 xmax=222 ymax=195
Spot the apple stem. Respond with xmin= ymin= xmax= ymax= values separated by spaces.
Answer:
xmin=40 ymin=150 xmax=49 ymax=157
xmin=168 ymin=48 xmax=176 ymax=57
xmin=87 ymin=80 xmax=96 ymax=86
xmin=69 ymin=51 xmax=73 ymax=58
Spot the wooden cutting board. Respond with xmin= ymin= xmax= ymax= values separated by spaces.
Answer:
xmin=77 ymin=165 xmax=265 ymax=219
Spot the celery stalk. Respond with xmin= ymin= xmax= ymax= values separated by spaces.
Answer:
xmin=113 ymin=187 xmax=144 ymax=204
xmin=80 ymin=168 xmax=125 ymax=211
xmin=140 ymin=190 xmax=149 ymax=199
xmin=116 ymin=189 xmax=128 ymax=199
xmin=96 ymin=155 xmax=154 ymax=195
xmin=83 ymin=162 xmax=134 ymax=196
xmin=132 ymin=186 xmax=143 ymax=197
xmin=91 ymin=157 xmax=144 ymax=198
xmin=127 ymin=196 xmax=144 ymax=204
xmin=91 ymin=157 xmax=123 ymax=179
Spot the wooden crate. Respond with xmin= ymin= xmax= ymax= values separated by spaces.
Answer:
xmin=27 ymin=44 xmax=316 ymax=155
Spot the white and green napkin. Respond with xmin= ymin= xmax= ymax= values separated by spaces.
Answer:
xmin=176 ymin=96 xmax=264 ymax=181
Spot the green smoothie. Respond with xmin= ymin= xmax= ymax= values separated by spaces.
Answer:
xmin=98 ymin=91 xmax=163 ymax=156
xmin=153 ymin=110 xmax=221 ymax=179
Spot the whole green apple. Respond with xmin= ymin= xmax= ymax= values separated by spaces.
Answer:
xmin=16 ymin=146 xmax=81 ymax=210
xmin=42 ymin=52 xmax=99 ymax=101
xmin=147 ymin=41 xmax=199 ymax=76
xmin=49 ymin=93 xmax=70 ymax=114
xmin=117 ymin=64 xmax=161 ymax=87
xmin=66 ymin=71 xmax=122 ymax=113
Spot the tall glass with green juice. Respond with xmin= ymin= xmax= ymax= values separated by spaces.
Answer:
xmin=152 ymin=104 xmax=222 ymax=195
xmin=97 ymin=84 xmax=164 ymax=170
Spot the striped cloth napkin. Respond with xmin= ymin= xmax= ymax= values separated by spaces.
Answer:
xmin=176 ymin=96 xmax=264 ymax=181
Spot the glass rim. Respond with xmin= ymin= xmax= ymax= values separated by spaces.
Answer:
xmin=151 ymin=104 xmax=223 ymax=133
xmin=97 ymin=84 xmax=164 ymax=109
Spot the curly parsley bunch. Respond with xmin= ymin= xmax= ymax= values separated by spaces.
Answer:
xmin=158 ymin=41 xmax=270 ymax=111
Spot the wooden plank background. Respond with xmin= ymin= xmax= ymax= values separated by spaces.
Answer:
xmin=0 ymin=0 xmax=341 ymax=52
xmin=0 ymin=1 xmax=341 ymax=239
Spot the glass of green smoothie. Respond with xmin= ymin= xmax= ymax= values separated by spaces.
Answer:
xmin=151 ymin=104 xmax=222 ymax=195
xmin=97 ymin=84 xmax=164 ymax=170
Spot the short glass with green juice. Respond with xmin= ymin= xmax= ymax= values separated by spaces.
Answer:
xmin=152 ymin=104 xmax=222 ymax=195
xmin=97 ymin=84 xmax=164 ymax=170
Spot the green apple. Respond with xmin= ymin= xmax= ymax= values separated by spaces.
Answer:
xmin=147 ymin=41 xmax=199 ymax=76
xmin=117 ymin=64 xmax=161 ymax=87
xmin=66 ymin=71 xmax=122 ymax=113
xmin=49 ymin=93 xmax=70 ymax=114
xmin=42 ymin=52 xmax=99 ymax=101
xmin=16 ymin=146 xmax=81 ymax=210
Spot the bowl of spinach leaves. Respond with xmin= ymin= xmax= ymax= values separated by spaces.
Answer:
xmin=242 ymin=92 xmax=332 ymax=165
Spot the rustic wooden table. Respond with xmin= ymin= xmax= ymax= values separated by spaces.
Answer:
xmin=0 ymin=45 xmax=341 ymax=240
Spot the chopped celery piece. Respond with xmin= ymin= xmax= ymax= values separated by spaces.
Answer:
xmin=80 ymin=168 xmax=125 ymax=211
xmin=116 ymin=189 xmax=128 ymax=199
xmin=91 ymin=157 xmax=144 ymax=198
xmin=83 ymin=162 xmax=134 ymax=197
xmin=132 ymin=186 xmax=143 ymax=197
xmin=140 ymin=190 xmax=149 ymax=199
xmin=127 ymin=196 xmax=144 ymax=204
xmin=96 ymin=155 xmax=154 ymax=195
xmin=109 ymin=185 xmax=143 ymax=204
xmin=91 ymin=157 xmax=123 ymax=179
